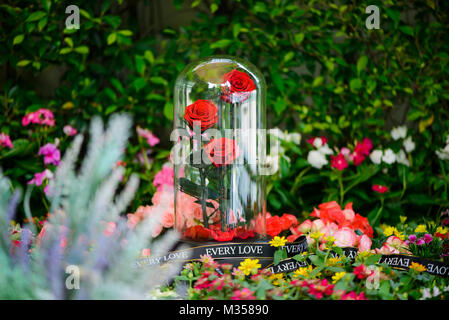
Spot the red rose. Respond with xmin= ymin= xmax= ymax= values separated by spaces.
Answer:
xmin=184 ymin=99 xmax=218 ymax=132
xmin=204 ymin=137 xmax=240 ymax=167
xmin=221 ymin=69 xmax=256 ymax=103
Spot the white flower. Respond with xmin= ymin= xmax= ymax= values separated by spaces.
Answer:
xmin=432 ymin=286 xmax=441 ymax=297
xmin=313 ymin=137 xmax=324 ymax=148
xmin=382 ymin=148 xmax=396 ymax=164
xmin=307 ymin=150 xmax=328 ymax=169
xmin=420 ymin=288 xmax=432 ymax=300
xmin=403 ymin=136 xmax=415 ymax=153
xmin=436 ymin=144 xmax=449 ymax=160
xmin=396 ymin=149 xmax=410 ymax=167
xmin=285 ymin=132 xmax=301 ymax=145
xmin=317 ymin=143 xmax=334 ymax=155
xmin=369 ymin=150 xmax=383 ymax=165
xmin=390 ymin=126 xmax=407 ymax=140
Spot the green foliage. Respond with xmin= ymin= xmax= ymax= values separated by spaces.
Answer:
xmin=1 ymin=0 xmax=449 ymax=225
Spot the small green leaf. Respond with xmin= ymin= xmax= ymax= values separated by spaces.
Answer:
xmin=356 ymin=55 xmax=368 ymax=74
xmin=210 ymin=3 xmax=218 ymax=13
xmin=150 ymin=76 xmax=168 ymax=86
xmin=107 ymin=33 xmax=117 ymax=45
xmin=74 ymin=46 xmax=89 ymax=54
xmin=13 ymin=34 xmax=24 ymax=45
xmin=26 ymin=11 xmax=46 ymax=22
xmin=350 ymin=78 xmax=362 ymax=91
xmin=59 ymin=47 xmax=72 ymax=54
xmin=118 ymin=29 xmax=133 ymax=36
xmin=16 ymin=60 xmax=31 ymax=67
xmin=163 ymin=102 xmax=173 ymax=120
xmin=210 ymin=39 xmax=232 ymax=49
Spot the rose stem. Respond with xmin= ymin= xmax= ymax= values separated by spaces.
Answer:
xmin=199 ymin=167 xmax=209 ymax=229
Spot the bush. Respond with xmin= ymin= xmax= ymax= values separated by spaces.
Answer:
xmin=1 ymin=0 xmax=448 ymax=225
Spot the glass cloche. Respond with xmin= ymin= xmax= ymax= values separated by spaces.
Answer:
xmin=171 ymin=55 xmax=267 ymax=242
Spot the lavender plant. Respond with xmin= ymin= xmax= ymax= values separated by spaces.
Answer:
xmin=0 ymin=114 xmax=185 ymax=299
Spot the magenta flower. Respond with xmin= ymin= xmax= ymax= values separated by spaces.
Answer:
xmin=424 ymin=233 xmax=433 ymax=244
xmin=416 ymin=237 xmax=425 ymax=246
xmin=28 ymin=169 xmax=53 ymax=187
xmin=22 ymin=108 xmax=55 ymax=127
xmin=0 ymin=133 xmax=13 ymax=149
xmin=372 ymin=184 xmax=389 ymax=194
xmin=331 ymin=153 xmax=348 ymax=171
xmin=63 ymin=125 xmax=77 ymax=136
xmin=38 ymin=143 xmax=61 ymax=166
xmin=408 ymin=234 xmax=417 ymax=243
xmin=137 ymin=126 xmax=160 ymax=147
xmin=153 ymin=165 xmax=174 ymax=191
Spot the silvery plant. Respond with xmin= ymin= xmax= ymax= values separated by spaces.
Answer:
xmin=0 ymin=114 xmax=184 ymax=299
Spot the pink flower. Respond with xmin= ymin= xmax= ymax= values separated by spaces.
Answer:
xmin=331 ymin=153 xmax=348 ymax=170
xmin=333 ymin=227 xmax=358 ymax=247
xmin=295 ymin=219 xmax=313 ymax=234
xmin=27 ymin=169 xmax=53 ymax=187
xmin=372 ymin=184 xmax=389 ymax=193
xmin=141 ymin=248 xmax=151 ymax=257
xmin=153 ymin=165 xmax=174 ymax=191
xmin=424 ymin=233 xmax=433 ymax=244
xmin=137 ymin=126 xmax=160 ymax=147
xmin=0 ymin=133 xmax=13 ymax=149
xmin=311 ymin=219 xmax=325 ymax=232
xmin=358 ymin=234 xmax=372 ymax=252
xmin=38 ymin=143 xmax=60 ymax=166
xmin=22 ymin=108 xmax=55 ymax=127
xmin=63 ymin=125 xmax=77 ymax=136
xmin=231 ymin=288 xmax=256 ymax=300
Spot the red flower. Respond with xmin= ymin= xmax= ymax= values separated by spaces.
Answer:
xmin=266 ymin=215 xmax=283 ymax=237
xmin=372 ymin=184 xmax=389 ymax=194
xmin=221 ymin=69 xmax=256 ymax=103
xmin=184 ymin=99 xmax=218 ymax=132
xmin=280 ymin=213 xmax=299 ymax=229
xmin=352 ymin=214 xmax=373 ymax=238
xmin=318 ymin=201 xmax=346 ymax=225
xmin=353 ymin=264 xmax=374 ymax=279
xmin=234 ymin=227 xmax=255 ymax=240
xmin=185 ymin=225 xmax=211 ymax=240
xmin=211 ymin=229 xmax=235 ymax=242
xmin=204 ymin=137 xmax=240 ymax=167
xmin=331 ymin=153 xmax=348 ymax=170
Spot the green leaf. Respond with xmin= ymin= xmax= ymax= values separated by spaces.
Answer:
xmin=356 ymin=55 xmax=368 ymax=74
xmin=163 ymin=102 xmax=173 ymax=120
xmin=117 ymin=29 xmax=133 ymax=36
xmin=13 ymin=34 xmax=24 ymax=45
xmin=364 ymin=254 xmax=382 ymax=266
xmin=399 ymin=26 xmax=414 ymax=36
xmin=210 ymin=3 xmax=219 ymax=13
xmin=64 ymin=37 xmax=74 ymax=48
xmin=144 ymin=50 xmax=154 ymax=64
xmin=150 ymin=76 xmax=168 ymax=86
xmin=131 ymin=78 xmax=147 ymax=91
xmin=26 ymin=11 xmax=46 ymax=22
xmin=16 ymin=60 xmax=31 ymax=67
xmin=107 ymin=33 xmax=117 ymax=45
xmin=74 ymin=46 xmax=89 ymax=54
xmin=210 ymin=39 xmax=232 ymax=49
xmin=294 ymin=33 xmax=305 ymax=44
xmin=59 ymin=47 xmax=72 ymax=55
xmin=349 ymin=78 xmax=362 ymax=91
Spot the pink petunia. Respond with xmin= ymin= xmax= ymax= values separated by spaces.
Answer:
xmin=22 ymin=108 xmax=55 ymax=127
xmin=38 ymin=143 xmax=61 ymax=166
xmin=63 ymin=125 xmax=77 ymax=136
xmin=0 ymin=133 xmax=13 ymax=149
xmin=137 ymin=126 xmax=160 ymax=147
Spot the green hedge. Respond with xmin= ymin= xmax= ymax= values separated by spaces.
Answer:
xmin=1 ymin=0 xmax=448 ymax=224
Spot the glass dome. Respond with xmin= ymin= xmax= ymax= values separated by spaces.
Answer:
xmin=171 ymin=55 xmax=267 ymax=242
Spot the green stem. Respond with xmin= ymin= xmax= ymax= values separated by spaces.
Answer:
xmin=338 ymin=171 xmax=345 ymax=205
xmin=371 ymin=196 xmax=385 ymax=226
xmin=199 ymin=167 xmax=209 ymax=229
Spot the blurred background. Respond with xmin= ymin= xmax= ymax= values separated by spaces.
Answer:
xmin=1 ymin=0 xmax=449 ymax=227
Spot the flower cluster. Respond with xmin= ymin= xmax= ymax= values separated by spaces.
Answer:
xmin=289 ymin=201 xmax=373 ymax=251
xmin=22 ymin=108 xmax=55 ymax=127
xmin=0 ymin=132 xmax=13 ymax=149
